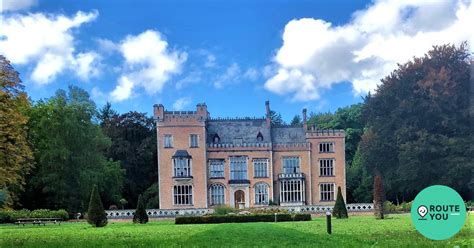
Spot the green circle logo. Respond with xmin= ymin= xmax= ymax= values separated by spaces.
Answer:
xmin=411 ymin=185 xmax=467 ymax=240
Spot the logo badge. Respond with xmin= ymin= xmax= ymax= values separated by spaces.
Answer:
xmin=411 ymin=185 xmax=467 ymax=240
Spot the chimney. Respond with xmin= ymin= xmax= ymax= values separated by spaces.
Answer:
xmin=153 ymin=104 xmax=164 ymax=121
xmin=265 ymin=100 xmax=271 ymax=128
xmin=196 ymin=103 xmax=208 ymax=121
xmin=302 ymin=108 xmax=307 ymax=130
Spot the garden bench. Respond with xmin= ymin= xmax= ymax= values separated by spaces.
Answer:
xmin=15 ymin=218 xmax=62 ymax=226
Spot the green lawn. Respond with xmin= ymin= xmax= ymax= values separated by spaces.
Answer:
xmin=0 ymin=214 xmax=472 ymax=247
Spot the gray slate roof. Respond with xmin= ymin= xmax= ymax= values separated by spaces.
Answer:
xmin=206 ymin=119 xmax=271 ymax=143
xmin=271 ymin=127 xmax=306 ymax=143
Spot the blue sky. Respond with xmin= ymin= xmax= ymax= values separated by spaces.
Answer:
xmin=1 ymin=0 xmax=472 ymax=121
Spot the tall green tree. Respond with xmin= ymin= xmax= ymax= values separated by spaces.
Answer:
xmin=0 ymin=56 xmax=34 ymax=207
xmin=269 ymin=110 xmax=285 ymax=126
xmin=290 ymin=115 xmax=302 ymax=126
xmin=23 ymin=86 xmax=124 ymax=212
xmin=98 ymin=106 xmax=157 ymax=208
xmin=361 ymin=44 xmax=473 ymax=201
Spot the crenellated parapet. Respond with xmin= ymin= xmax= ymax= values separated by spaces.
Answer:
xmin=273 ymin=142 xmax=310 ymax=151
xmin=208 ymin=116 xmax=265 ymax=121
xmin=306 ymin=128 xmax=345 ymax=138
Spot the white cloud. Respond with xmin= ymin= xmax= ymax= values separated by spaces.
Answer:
xmin=176 ymin=70 xmax=202 ymax=90
xmin=0 ymin=0 xmax=37 ymax=12
xmin=213 ymin=63 xmax=260 ymax=88
xmin=109 ymin=30 xmax=187 ymax=102
xmin=265 ymin=0 xmax=474 ymax=101
xmin=110 ymin=76 xmax=134 ymax=102
xmin=0 ymin=10 xmax=99 ymax=84
xmin=172 ymin=97 xmax=191 ymax=110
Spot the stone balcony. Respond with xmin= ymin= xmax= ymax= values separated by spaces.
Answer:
xmin=278 ymin=173 xmax=305 ymax=180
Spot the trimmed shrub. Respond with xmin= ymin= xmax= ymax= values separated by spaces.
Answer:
xmin=332 ymin=186 xmax=348 ymax=219
xmin=133 ymin=194 xmax=149 ymax=224
xmin=87 ymin=185 xmax=108 ymax=227
xmin=213 ymin=206 xmax=236 ymax=216
xmin=0 ymin=209 xmax=69 ymax=223
xmin=175 ymin=213 xmax=311 ymax=224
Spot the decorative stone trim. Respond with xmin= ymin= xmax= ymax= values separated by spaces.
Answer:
xmin=306 ymin=129 xmax=345 ymax=137
xmin=207 ymin=142 xmax=272 ymax=148
xmin=105 ymin=204 xmax=373 ymax=219
xmin=105 ymin=208 xmax=213 ymax=219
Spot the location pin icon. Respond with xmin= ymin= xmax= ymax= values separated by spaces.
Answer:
xmin=418 ymin=205 xmax=428 ymax=218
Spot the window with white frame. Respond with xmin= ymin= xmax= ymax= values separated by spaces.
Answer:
xmin=173 ymin=158 xmax=191 ymax=177
xmin=173 ymin=185 xmax=193 ymax=205
xmin=280 ymin=180 xmax=304 ymax=203
xmin=282 ymin=157 xmax=300 ymax=174
xmin=254 ymin=183 xmax=269 ymax=204
xmin=319 ymin=142 xmax=334 ymax=153
xmin=209 ymin=184 xmax=225 ymax=205
xmin=230 ymin=156 xmax=247 ymax=180
xmin=189 ymin=134 xmax=199 ymax=148
xmin=164 ymin=134 xmax=173 ymax=148
xmin=320 ymin=183 xmax=335 ymax=201
xmin=253 ymin=159 xmax=268 ymax=178
xmin=319 ymin=159 xmax=334 ymax=176
xmin=209 ymin=159 xmax=225 ymax=178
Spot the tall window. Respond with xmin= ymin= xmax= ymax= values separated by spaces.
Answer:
xmin=254 ymin=183 xmax=269 ymax=204
xmin=189 ymin=134 xmax=199 ymax=148
xmin=320 ymin=183 xmax=335 ymax=201
xmin=230 ymin=156 xmax=247 ymax=180
xmin=280 ymin=180 xmax=304 ymax=203
xmin=319 ymin=159 xmax=334 ymax=176
xmin=253 ymin=159 xmax=268 ymax=178
xmin=164 ymin=134 xmax=173 ymax=148
xmin=173 ymin=158 xmax=191 ymax=177
xmin=173 ymin=185 xmax=193 ymax=205
xmin=319 ymin=142 xmax=334 ymax=153
xmin=209 ymin=184 xmax=225 ymax=205
xmin=209 ymin=159 xmax=225 ymax=178
xmin=283 ymin=157 xmax=300 ymax=174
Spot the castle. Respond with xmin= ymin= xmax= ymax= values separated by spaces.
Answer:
xmin=153 ymin=102 xmax=345 ymax=209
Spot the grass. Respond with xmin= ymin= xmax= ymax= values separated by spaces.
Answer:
xmin=0 ymin=214 xmax=472 ymax=247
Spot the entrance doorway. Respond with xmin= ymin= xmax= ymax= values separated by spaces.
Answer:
xmin=234 ymin=190 xmax=245 ymax=209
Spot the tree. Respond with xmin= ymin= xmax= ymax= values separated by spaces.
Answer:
xmin=133 ymin=194 xmax=149 ymax=224
xmin=290 ymin=115 xmax=302 ymax=126
xmin=269 ymin=110 xmax=285 ymax=126
xmin=22 ymin=86 xmax=124 ymax=213
xmin=98 ymin=107 xmax=157 ymax=208
xmin=332 ymin=186 xmax=348 ymax=219
xmin=361 ymin=44 xmax=472 ymax=201
xmin=0 ymin=56 xmax=34 ymax=207
xmin=87 ymin=185 xmax=108 ymax=227
xmin=142 ymin=183 xmax=160 ymax=209
xmin=373 ymin=174 xmax=384 ymax=219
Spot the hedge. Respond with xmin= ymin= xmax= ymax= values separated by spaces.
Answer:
xmin=175 ymin=213 xmax=311 ymax=224
xmin=0 ymin=209 xmax=69 ymax=223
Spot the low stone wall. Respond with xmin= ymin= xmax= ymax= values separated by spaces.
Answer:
xmin=105 ymin=203 xmax=373 ymax=219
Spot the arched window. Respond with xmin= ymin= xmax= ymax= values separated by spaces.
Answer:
xmin=210 ymin=184 xmax=225 ymax=205
xmin=213 ymin=133 xmax=220 ymax=143
xmin=254 ymin=183 xmax=269 ymax=205
xmin=256 ymin=132 xmax=264 ymax=142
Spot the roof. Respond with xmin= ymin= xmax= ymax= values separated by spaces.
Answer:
xmin=271 ymin=127 xmax=306 ymax=143
xmin=172 ymin=150 xmax=192 ymax=158
xmin=206 ymin=119 xmax=271 ymax=144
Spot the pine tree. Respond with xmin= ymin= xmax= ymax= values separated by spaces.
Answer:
xmin=133 ymin=194 xmax=149 ymax=224
xmin=373 ymin=174 xmax=385 ymax=219
xmin=87 ymin=185 xmax=108 ymax=227
xmin=332 ymin=186 xmax=348 ymax=219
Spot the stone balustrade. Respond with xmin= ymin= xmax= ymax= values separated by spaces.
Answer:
xmin=104 ymin=203 xmax=374 ymax=219
xmin=207 ymin=142 xmax=272 ymax=148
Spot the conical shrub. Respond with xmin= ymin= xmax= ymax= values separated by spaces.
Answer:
xmin=133 ymin=194 xmax=149 ymax=224
xmin=87 ymin=185 xmax=108 ymax=227
xmin=332 ymin=186 xmax=348 ymax=219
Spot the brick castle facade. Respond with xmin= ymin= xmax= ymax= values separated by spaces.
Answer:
xmin=154 ymin=101 xmax=345 ymax=209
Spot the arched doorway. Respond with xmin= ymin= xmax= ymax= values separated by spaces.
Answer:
xmin=234 ymin=190 xmax=245 ymax=209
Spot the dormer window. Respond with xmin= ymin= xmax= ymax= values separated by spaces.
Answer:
xmin=256 ymin=132 xmax=264 ymax=142
xmin=213 ymin=133 xmax=220 ymax=143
